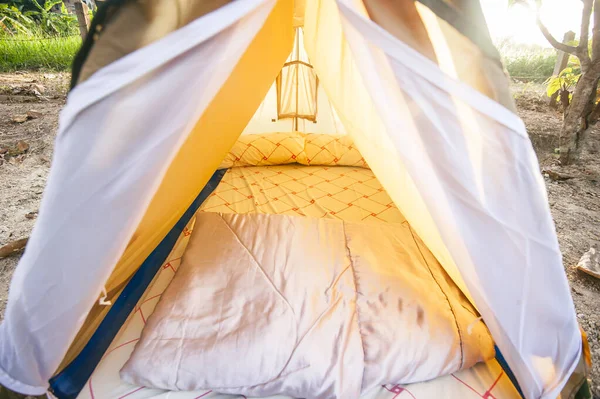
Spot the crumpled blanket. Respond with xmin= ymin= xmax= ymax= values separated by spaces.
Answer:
xmin=121 ymin=212 xmax=494 ymax=399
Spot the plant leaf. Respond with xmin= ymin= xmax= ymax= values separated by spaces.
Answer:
xmin=546 ymin=76 xmax=562 ymax=97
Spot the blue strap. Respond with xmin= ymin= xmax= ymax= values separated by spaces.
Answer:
xmin=494 ymin=345 xmax=525 ymax=398
xmin=49 ymin=169 xmax=227 ymax=399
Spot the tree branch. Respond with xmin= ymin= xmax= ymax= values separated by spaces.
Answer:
xmin=537 ymin=17 xmax=580 ymax=55
xmin=592 ymin=0 xmax=600 ymax=61
xmin=578 ymin=0 xmax=593 ymax=52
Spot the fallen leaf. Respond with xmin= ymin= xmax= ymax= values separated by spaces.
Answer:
xmin=26 ymin=110 xmax=42 ymax=119
xmin=0 ymin=237 xmax=28 ymax=258
xmin=16 ymin=141 xmax=29 ymax=153
xmin=577 ymin=245 xmax=600 ymax=279
xmin=12 ymin=114 xmax=28 ymax=123
xmin=542 ymin=169 xmax=575 ymax=181
xmin=25 ymin=211 xmax=37 ymax=219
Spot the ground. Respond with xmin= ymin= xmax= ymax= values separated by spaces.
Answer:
xmin=0 ymin=73 xmax=598 ymax=397
xmin=0 ymin=72 xmax=67 ymax=322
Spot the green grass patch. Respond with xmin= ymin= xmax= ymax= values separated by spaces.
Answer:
xmin=0 ymin=33 xmax=561 ymax=80
xmin=0 ymin=35 xmax=81 ymax=72
xmin=496 ymin=39 xmax=557 ymax=82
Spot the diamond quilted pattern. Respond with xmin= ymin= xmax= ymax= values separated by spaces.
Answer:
xmin=200 ymin=165 xmax=405 ymax=223
xmin=219 ymin=132 xmax=306 ymax=168
xmin=301 ymin=134 xmax=367 ymax=168
xmin=218 ymin=133 xmax=369 ymax=169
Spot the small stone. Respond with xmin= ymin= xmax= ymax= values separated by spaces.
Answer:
xmin=32 ymin=84 xmax=45 ymax=94
xmin=572 ymin=286 xmax=584 ymax=295
xmin=16 ymin=141 xmax=29 ymax=153
xmin=25 ymin=211 xmax=37 ymax=219
xmin=577 ymin=313 xmax=585 ymax=319
xmin=26 ymin=110 xmax=42 ymax=119
xmin=12 ymin=114 xmax=28 ymax=123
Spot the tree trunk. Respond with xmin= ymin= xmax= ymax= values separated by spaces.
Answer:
xmin=559 ymin=68 xmax=600 ymax=164
xmin=589 ymin=99 xmax=600 ymax=123
xmin=559 ymin=89 xmax=571 ymax=114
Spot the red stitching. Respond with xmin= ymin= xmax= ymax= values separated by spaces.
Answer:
xmin=103 ymin=338 xmax=140 ymax=358
xmin=483 ymin=371 xmax=504 ymax=399
xmin=384 ymin=385 xmax=417 ymax=399
xmin=138 ymin=293 xmax=162 ymax=307
xmin=89 ymin=378 xmax=95 ymax=399
xmin=193 ymin=390 xmax=213 ymax=399
xmin=162 ymin=263 xmax=176 ymax=273
xmin=452 ymin=372 xmax=504 ymax=398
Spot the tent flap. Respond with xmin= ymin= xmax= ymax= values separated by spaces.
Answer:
xmin=304 ymin=1 xmax=580 ymax=398
xmin=0 ymin=0 xmax=292 ymax=393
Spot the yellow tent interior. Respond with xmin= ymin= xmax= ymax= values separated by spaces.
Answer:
xmin=0 ymin=1 xmax=591 ymax=399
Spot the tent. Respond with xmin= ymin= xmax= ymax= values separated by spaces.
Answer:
xmin=0 ymin=0 xmax=592 ymax=398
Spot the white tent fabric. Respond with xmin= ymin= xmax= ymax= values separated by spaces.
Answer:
xmin=0 ymin=0 xmax=581 ymax=398
xmin=0 ymin=0 xmax=278 ymax=394
xmin=304 ymin=1 xmax=581 ymax=398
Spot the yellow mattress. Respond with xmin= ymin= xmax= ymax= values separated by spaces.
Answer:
xmin=77 ymin=165 xmax=520 ymax=399
xmin=199 ymin=165 xmax=406 ymax=223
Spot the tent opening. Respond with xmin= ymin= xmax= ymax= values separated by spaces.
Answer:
xmin=243 ymin=27 xmax=345 ymax=135
xmin=0 ymin=1 xmax=587 ymax=399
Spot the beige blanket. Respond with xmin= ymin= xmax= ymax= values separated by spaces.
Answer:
xmin=121 ymin=213 xmax=494 ymax=399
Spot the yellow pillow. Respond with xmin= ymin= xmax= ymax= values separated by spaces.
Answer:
xmin=219 ymin=132 xmax=306 ymax=168
xmin=300 ymin=134 xmax=368 ymax=168
xmin=218 ymin=133 xmax=369 ymax=169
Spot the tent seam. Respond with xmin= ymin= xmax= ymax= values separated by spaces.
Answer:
xmin=217 ymin=214 xmax=296 ymax=318
xmin=341 ymin=221 xmax=367 ymax=391
xmin=406 ymin=222 xmax=465 ymax=368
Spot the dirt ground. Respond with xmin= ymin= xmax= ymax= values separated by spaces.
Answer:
xmin=0 ymin=74 xmax=599 ymax=397
xmin=0 ymin=72 xmax=67 ymax=316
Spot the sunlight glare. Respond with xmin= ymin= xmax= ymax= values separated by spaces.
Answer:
xmin=481 ymin=0 xmax=584 ymax=46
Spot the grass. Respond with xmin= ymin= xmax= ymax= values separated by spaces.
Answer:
xmin=0 ymin=35 xmax=81 ymax=72
xmin=0 ymin=33 xmax=561 ymax=82
xmin=496 ymin=38 xmax=558 ymax=82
